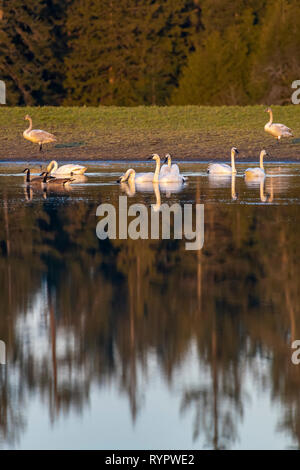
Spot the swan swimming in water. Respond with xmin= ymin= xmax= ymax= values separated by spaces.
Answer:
xmin=118 ymin=154 xmax=161 ymax=183
xmin=117 ymin=168 xmax=155 ymax=184
xmin=207 ymin=147 xmax=239 ymax=175
xmin=23 ymin=115 xmax=56 ymax=152
xmin=160 ymin=154 xmax=179 ymax=176
xmin=159 ymin=154 xmax=187 ymax=183
xmin=264 ymin=108 xmax=292 ymax=142
xmin=47 ymin=160 xmax=87 ymax=176
xmin=244 ymin=150 xmax=268 ymax=179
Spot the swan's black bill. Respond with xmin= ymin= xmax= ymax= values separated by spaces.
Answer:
xmin=22 ymin=168 xmax=29 ymax=173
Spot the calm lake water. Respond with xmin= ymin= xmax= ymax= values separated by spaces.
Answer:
xmin=0 ymin=160 xmax=299 ymax=450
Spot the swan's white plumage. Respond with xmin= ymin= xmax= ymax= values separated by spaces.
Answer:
xmin=264 ymin=108 xmax=292 ymax=141
xmin=47 ymin=160 xmax=87 ymax=176
xmin=245 ymin=150 xmax=267 ymax=180
xmin=208 ymin=147 xmax=238 ymax=175
xmin=23 ymin=115 xmax=56 ymax=150
xmin=159 ymin=154 xmax=186 ymax=183
xmin=119 ymin=168 xmax=154 ymax=183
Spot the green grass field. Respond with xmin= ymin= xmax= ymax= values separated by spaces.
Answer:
xmin=1 ymin=106 xmax=300 ymax=161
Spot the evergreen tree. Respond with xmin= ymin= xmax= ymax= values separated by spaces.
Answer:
xmin=249 ymin=0 xmax=300 ymax=104
xmin=0 ymin=0 xmax=69 ymax=105
xmin=64 ymin=0 xmax=196 ymax=105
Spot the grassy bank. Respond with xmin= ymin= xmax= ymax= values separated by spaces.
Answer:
xmin=1 ymin=106 xmax=300 ymax=161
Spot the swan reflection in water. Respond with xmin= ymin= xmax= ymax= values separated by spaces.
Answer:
xmin=208 ymin=174 xmax=238 ymax=201
xmin=119 ymin=178 xmax=186 ymax=198
xmin=244 ymin=176 xmax=273 ymax=203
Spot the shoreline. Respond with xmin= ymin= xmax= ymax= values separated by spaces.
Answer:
xmin=1 ymin=155 xmax=300 ymax=164
xmin=1 ymin=106 xmax=300 ymax=163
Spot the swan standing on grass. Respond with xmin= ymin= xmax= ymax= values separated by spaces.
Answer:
xmin=47 ymin=160 xmax=87 ymax=176
xmin=207 ymin=147 xmax=239 ymax=175
xmin=23 ymin=115 xmax=56 ymax=151
xmin=244 ymin=150 xmax=269 ymax=179
xmin=264 ymin=108 xmax=293 ymax=142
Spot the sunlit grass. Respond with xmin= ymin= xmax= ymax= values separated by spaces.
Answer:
xmin=1 ymin=106 xmax=300 ymax=160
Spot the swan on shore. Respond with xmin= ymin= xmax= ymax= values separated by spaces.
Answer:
xmin=207 ymin=147 xmax=238 ymax=175
xmin=23 ymin=115 xmax=56 ymax=151
xmin=47 ymin=160 xmax=87 ymax=176
xmin=264 ymin=108 xmax=292 ymax=142
xmin=245 ymin=150 xmax=268 ymax=179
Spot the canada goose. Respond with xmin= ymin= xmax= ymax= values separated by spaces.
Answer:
xmin=23 ymin=168 xmax=49 ymax=184
xmin=245 ymin=150 xmax=268 ymax=179
xmin=42 ymin=172 xmax=73 ymax=186
xmin=23 ymin=115 xmax=56 ymax=151
xmin=208 ymin=148 xmax=238 ymax=175
xmin=47 ymin=160 xmax=87 ymax=176
xmin=264 ymin=108 xmax=292 ymax=142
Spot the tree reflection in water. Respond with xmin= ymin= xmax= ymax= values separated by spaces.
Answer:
xmin=0 ymin=171 xmax=299 ymax=448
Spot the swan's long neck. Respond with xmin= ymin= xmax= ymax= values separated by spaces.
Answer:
xmin=25 ymin=169 xmax=30 ymax=183
xmin=268 ymin=110 xmax=273 ymax=126
xmin=25 ymin=118 xmax=32 ymax=134
xmin=153 ymin=158 xmax=161 ymax=182
xmin=47 ymin=161 xmax=58 ymax=173
xmin=168 ymin=156 xmax=171 ymax=168
xmin=260 ymin=152 xmax=264 ymax=169
xmin=231 ymin=151 xmax=236 ymax=172
xmin=128 ymin=169 xmax=135 ymax=183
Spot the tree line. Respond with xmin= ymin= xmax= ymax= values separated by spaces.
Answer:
xmin=0 ymin=0 xmax=299 ymax=106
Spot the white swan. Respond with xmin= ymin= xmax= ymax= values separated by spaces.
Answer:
xmin=47 ymin=160 xmax=87 ymax=176
xmin=23 ymin=115 xmax=56 ymax=151
xmin=264 ymin=108 xmax=292 ymax=142
xmin=118 ymin=168 xmax=155 ymax=184
xmin=207 ymin=147 xmax=238 ymax=175
xmin=245 ymin=150 xmax=268 ymax=179
xmin=160 ymin=154 xmax=180 ymax=177
xmin=156 ymin=155 xmax=186 ymax=183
